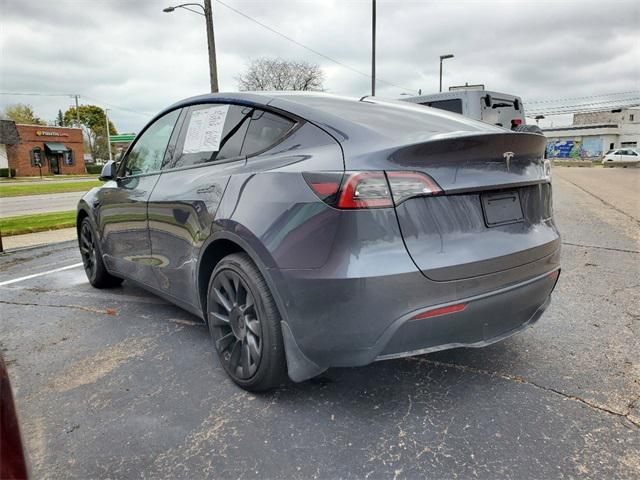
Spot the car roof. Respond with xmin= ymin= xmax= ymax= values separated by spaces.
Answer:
xmin=158 ymin=91 xmax=503 ymax=155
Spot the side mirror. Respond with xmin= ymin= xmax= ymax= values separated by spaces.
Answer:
xmin=99 ymin=160 xmax=117 ymax=181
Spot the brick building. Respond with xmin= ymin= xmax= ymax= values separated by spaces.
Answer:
xmin=4 ymin=123 xmax=86 ymax=176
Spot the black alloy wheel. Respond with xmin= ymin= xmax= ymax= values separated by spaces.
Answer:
xmin=210 ymin=269 xmax=263 ymax=379
xmin=207 ymin=253 xmax=287 ymax=391
xmin=80 ymin=221 xmax=98 ymax=281
xmin=78 ymin=217 xmax=123 ymax=288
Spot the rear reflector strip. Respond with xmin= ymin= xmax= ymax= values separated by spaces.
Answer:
xmin=411 ymin=303 xmax=467 ymax=321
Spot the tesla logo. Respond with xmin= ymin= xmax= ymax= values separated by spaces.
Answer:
xmin=503 ymin=151 xmax=515 ymax=170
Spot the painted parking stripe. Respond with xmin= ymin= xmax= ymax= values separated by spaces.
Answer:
xmin=0 ymin=262 xmax=84 ymax=286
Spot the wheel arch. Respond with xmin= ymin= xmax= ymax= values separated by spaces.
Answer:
xmin=197 ymin=230 xmax=326 ymax=382
xmin=76 ymin=206 xmax=90 ymax=238
xmin=197 ymin=231 xmax=280 ymax=322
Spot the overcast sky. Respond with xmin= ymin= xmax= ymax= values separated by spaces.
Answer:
xmin=1 ymin=0 xmax=638 ymax=132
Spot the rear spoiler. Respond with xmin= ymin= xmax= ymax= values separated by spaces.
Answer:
xmin=386 ymin=132 xmax=548 ymax=194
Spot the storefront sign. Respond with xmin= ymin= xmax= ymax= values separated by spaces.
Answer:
xmin=35 ymin=130 xmax=69 ymax=137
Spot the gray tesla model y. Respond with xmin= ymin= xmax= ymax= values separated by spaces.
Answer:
xmin=77 ymin=92 xmax=560 ymax=391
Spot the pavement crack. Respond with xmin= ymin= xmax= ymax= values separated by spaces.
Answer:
xmin=0 ymin=299 xmax=117 ymax=315
xmin=408 ymin=357 xmax=640 ymax=428
xmin=555 ymin=173 xmax=640 ymax=225
xmin=561 ymin=242 xmax=640 ymax=254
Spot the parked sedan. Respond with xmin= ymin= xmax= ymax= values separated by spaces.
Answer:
xmin=601 ymin=148 xmax=640 ymax=166
xmin=77 ymin=93 xmax=560 ymax=391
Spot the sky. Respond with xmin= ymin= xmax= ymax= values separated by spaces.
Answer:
xmin=1 ymin=0 xmax=639 ymax=133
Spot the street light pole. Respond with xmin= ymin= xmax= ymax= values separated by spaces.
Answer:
xmin=163 ymin=2 xmax=219 ymax=93
xmin=439 ymin=54 xmax=454 ymax=92
xmin=371 ymin=0 xmax=376 ymax=97
xmin=104 ymin=108 xmax=113 ymax=162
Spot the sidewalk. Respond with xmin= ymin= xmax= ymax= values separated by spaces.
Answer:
xmin=2 ymin=227 xmax=77 ymax=251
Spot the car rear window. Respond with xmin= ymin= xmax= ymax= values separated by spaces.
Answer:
xmin=277 ymin=95 xmax=495 ymax=142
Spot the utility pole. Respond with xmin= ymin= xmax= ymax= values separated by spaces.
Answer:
xmin=371 ymin=0 xmax=376 ymax=97
xmin=104 ymin=108 xmax=113 ymax=162
xmin=74 ymin=94 xmax=80 ymax=125
xmin=204 ymin=0 xmax=219 ymax=93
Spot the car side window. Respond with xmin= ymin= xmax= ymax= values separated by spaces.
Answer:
xmin=241 ymin=109 xmax=296 ymax=157
xmin=122 ymin=109 xmax=181 ymax=177
xmin=172 ymin=104 xmax=251 ymax=169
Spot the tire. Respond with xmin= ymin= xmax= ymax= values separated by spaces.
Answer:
xmin=207 ymin=253 xmax=287 ymax=391
xmin=78 ymin=217 xmax=123 ymax=289
xmin=514 ymin=124 xmax=543 ymax=135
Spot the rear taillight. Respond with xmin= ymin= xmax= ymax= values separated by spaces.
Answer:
xmin=303 ymin=171 xmax=442 ymax=209
xmin=386 ymin=171 xmax=442 ymax=205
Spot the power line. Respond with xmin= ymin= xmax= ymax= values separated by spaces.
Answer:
xmin=527 ymin=91 xmax=640 ymax=105
xmin=0 ymin=91 xmax=152 ymax=118
xmin=528 ymin=98 xmax=640 ymax=114
xmin=0 ymin=92 xmax=76 ymax=97
xmin=526 ymin=104 xmax=640 ymax=117
xmin=214 ymin=0 xmax=414 ymax=93
xmin=528 ymin=99 xmax=640 ymax=116
xmin=80 ymin=95 xmax=153 ymax=117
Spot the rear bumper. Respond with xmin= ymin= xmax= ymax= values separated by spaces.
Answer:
xmin=375 ymin=269 xmax=558 ymax=360
xmin=270 ymin=247 xmax=560 ymax=382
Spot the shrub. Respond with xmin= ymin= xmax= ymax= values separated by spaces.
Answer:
xmin=85 ymin=164 xmax=103 ymax=174
xmin=0 ymin=168 xmax=17 ymax=177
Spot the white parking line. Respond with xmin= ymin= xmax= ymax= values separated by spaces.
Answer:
xmin=0 ymin=262 xmax=84 ymax=286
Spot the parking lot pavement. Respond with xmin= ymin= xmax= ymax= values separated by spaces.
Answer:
xmin=1 ymin=168 xmax=638 ymax=479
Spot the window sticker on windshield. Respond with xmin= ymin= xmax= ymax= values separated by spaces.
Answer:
xmin=183 ymin=105 xmax=229 ymax=154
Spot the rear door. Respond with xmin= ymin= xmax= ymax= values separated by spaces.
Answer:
xmin=480 ymin=94 xmax=524 ymax=128
xmin=147 ymin=103 xmax=253 ymax=308
xmin=95 ymin=108 xmax=182 ymax=284
xmin=620 ymin=149 xmax=638 ymax=162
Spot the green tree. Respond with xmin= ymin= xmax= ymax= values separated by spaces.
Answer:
xmin=63 ymin=105 xmax=117 ymax=161
xmin=56 ymin=109 xmax=65 ymax=127
xmin=3 ymin=103 xmax=47 ymax=125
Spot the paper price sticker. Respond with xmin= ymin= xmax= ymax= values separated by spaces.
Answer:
xmin=183 ymin=105 xmax=230 ymax=154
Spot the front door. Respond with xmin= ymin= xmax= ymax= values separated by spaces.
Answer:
xmin=49 ymin=154 xmax=60 ymax=174
xmin=95 ymin=108 xmax=182 ymax=286
xmin=148 ymin=103 xmax=253 ymax=308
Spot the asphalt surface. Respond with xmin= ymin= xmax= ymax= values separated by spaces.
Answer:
xmin=0 ymin=191 xmax=85 ymax=217
xmin=0 ymin=168 xmax=638 ymax=479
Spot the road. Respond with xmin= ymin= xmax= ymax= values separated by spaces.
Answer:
xmin=0 ymin=191 xmax=84 ymax=217
xmin=0 ymin=176 xmax=99 ymax=186
xmin=0 ymin=168 xmax=638 ymax=479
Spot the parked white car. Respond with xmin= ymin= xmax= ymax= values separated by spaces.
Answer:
xmin=601 ymin=148 xmax=640 ymax=166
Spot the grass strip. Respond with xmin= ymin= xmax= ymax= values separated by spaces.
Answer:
xmin=0 ymin=210 xmax=77 ymax=236
xmin=0 ymin=180 xmax=102 ymax=197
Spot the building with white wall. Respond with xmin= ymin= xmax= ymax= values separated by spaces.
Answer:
xmin=543 ymin=107 xmax=639 ymax=159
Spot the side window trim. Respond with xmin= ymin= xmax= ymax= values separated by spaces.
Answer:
xmin=161 ymin=108 xmax=188 ymax=170
xmin=117 ymin=108 xmax=183 ymax=179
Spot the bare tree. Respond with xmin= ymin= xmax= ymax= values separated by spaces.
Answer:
xmin=237 ymin=58 xmax=324 ymax=91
